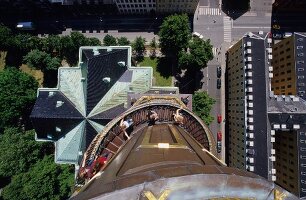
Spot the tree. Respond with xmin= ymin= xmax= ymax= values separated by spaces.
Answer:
xmin=0 ymin=25 xmax=13 ymax=50
xmin=23 ymin=50 xmax=61 ymax=72
xmin=44 ymin=35 xmax=62 ymax=56
xmin=179 ymin=37 xmax=213 ymax=70
xmin=0 ymin=68 xmax=38 ymax=131
xmin=6 ymin=33 xmax=32 ymax=67
xmin=2 ymin=155 xmax=74 ymax=200
xmin=158 ymin=14 xmax=191 ymax=58
xmin=132 ymin=36 xmax=146 ymax=60
xmin=103 ymin=34 xmax=117 ymax=46
xmin=192 ymin=91 xmax=216 ymax=125
xmin=117 ymin=37 xmax=130 ymax=45
xmin=86 ymin=37 xmax=102 ymax=46
xmin=27 ymin=36 xmax=44 ymax=51
xmin=71 ymin=32 xmax=88 ymax=48
xmin=0 ymin=128 xmax=53 ymax=179
xmin=150 ymin=37 xmax=158 ymax=58
xmin=60 ymin=35 xmax=75 ymax=65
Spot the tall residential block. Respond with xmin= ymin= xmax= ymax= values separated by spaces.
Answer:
xmin=226 ymin=32 xmax=273 ymax=178
xmin=271 ymin=32 xmax=306 ymax=98
xmin=113 ymin=0 xmax=198 ymax=14
xmin=226 ymin=32 xmax=306 ymax=198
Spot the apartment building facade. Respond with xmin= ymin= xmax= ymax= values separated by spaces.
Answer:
xmin=49 ymin=0 xmax=199 ymax=14
xmin=226 ymin=31 xmax=306 ymax=198
xmin=271 ymin=33 xmax=306 ymax=98
xmin=225 ymin=32 xmax=273 ymax=178
xmin=268 ymin=96 xmax=306 ymax=198
xmin=113 ymin=0 xmax=198 ymax=14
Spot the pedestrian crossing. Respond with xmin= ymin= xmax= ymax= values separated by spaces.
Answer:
xmin=223 ymin=16 xmax=232 ymax=42
xmin=198 ymin=7 xmax=222 ymax=15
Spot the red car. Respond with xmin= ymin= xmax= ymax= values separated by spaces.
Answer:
xmin=217 ymin=131 xmax=222 ymax=141
xmin=217 ymin=115 xmax=222 ymax=123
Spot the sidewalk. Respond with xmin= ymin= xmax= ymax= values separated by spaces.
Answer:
xmin=60 ymin=28 xmax=159 ymax=45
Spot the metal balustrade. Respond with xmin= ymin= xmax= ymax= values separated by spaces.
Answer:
xmin=77 ymin=103 xmax=216 ymax=185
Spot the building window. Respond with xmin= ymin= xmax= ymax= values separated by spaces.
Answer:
xmin=299 ymin=68 xmax=305 ymax=71
xmin=298 ymin=76 xmax=305 ymax=79
xmin=297 ymin=46 xmax=304 ymax=49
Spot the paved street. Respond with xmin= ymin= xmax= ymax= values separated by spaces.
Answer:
xmin=194 ymin=0 xmax=273 ymax=161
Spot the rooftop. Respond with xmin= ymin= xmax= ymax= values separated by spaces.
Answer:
xmin=30 ymin=46 xmax=178 ymax=164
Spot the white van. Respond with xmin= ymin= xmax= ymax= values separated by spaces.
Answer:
xmin=283 ymin=32 xmax=292 ymax=38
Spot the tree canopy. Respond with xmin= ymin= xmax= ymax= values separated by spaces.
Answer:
xmin=0 ymin=128 xmax=53 ymax=178
xmin=0 ymin=25 xmax=13 ymax=51
xmin=192 ymin=91 xmax=216 ymax=125
xmin=103 ymin=34 xmax=117 ymax=46
xmin=117 ymin=37 xmax=130 ymax=45
xmin=132 ymin=36 xmax=146 ymax=60
xmin=23 ymin=50 xmax=61 ymax=72
xmin=179 ymin=37 xmax=213 ymax=70
xmin=158 ymin=14 xmax=191 ymax=58
xmin=2 ymin=155 xmax=74 ymax=200
xmin=86 ymin=37 xmax=102 ymax=46
xmin=0 ymin=68 xmax=38 ymax=131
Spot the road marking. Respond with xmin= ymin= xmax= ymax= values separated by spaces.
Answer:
xmin=212 ymin=47 xmax=217 ymax=56
xmin=233 ymin=26 xmax=271 ymax=29
xmin=242 ymin=12 xmax=258 ymax=16
xmin=223 ymin=16 xmax=232 ymax=42
xmin=199 ymin=7 xmax=222 ymax=15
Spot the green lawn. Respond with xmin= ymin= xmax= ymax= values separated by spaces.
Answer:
xmin=139 ymin=57 xmax=172 ymax=87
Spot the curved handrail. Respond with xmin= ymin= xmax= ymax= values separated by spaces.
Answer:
xmin=77 ymin=102 xmax=217 ymax=184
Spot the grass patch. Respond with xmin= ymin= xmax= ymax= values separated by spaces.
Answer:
xmin=139 ymin=57 xmax=172 ymax=87
xmin=0 ymin=51 xmax=7 ymax=71
xmin=20 ymin=64 xmax=44 ymax=86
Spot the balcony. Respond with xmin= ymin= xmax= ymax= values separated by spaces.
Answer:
xmin=247 ymin=117 xmax=254 ymax=123
xmin=247 ymin=103 xmax=254 ymax=108
xmin=247 ymin=141 xmax=254 ymax=147
xmin=246 ymin=72 xmax=253 ymax=77
xmin=247 ymin=157 xmax=254 ymax=163
xmin=246 ymin=87 xmax=253 ymax=93
xmin=246 ymin=79 xmax=253 ymax=85
xmin=245 ymin=64 xmax=252 ymax=70
xmin=247 ymin=133 xmax=254 ymax=139
xmin=247 ymin=95 xmax=253 ymax=100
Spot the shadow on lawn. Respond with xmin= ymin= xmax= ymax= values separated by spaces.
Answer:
xmin=156 ymin=57 xmax=175 ymax=79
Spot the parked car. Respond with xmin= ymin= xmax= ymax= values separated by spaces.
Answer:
xmin=273 ymin=33 xmax=283 ymax=39
xmin=217 ymin=131 xmax=222 ymax=141
xmin=217 ymin=141 xmax=222 ymax=153
xmin=217 ymin=66 xmax=221 ymax=78
xmin=217 ymin=78 xmax=221 ymax=89
xmin=217 ymin=115 xmax=222 ymax=123
xmin=192 ymin=32 xmax=204 ymax=39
